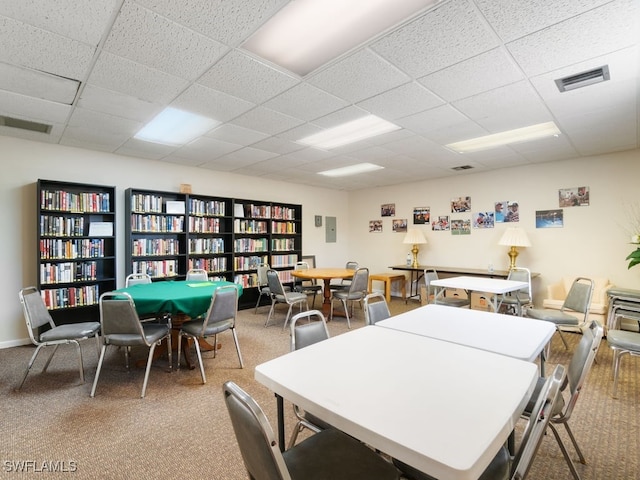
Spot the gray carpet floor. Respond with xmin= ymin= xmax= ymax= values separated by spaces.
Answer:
xmin=1 ymin=298 xmax=638 ymax=479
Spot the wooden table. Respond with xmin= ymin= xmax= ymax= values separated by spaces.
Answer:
xmin=255 ymin=326 xmax=538 ymax=480
xmin=290 ymin=268 xmax=354 ymax=316
xmin=369 ymin=272 xmax=406 ymax=303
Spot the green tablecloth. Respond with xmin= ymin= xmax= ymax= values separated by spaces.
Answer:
xmin=115 ymin=280 xmax=243 ymax=318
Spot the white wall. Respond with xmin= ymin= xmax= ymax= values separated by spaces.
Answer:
xmin=347 ymin=149 xmax=640 ymax=305
xmin=1 ymin=136 xmax=349 ymax=347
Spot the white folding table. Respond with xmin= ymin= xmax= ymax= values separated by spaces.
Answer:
xmin=430 ymin=275 xmax=529 ymax=312
xmin=255 ymin=326 xmax=538 ymax=480
xmin=377 ymin=304 xmax=555 ymax=367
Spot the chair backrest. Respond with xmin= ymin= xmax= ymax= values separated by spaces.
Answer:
xmin=562 ymin=277 xmax=594 ymax=316
xmin=423 ymin=268 xmax=439 ymax=303
xmin=561 ymin=320 xmax=603 ymax=421
xmin=19 ymin=286 xmax=56 ymax=343
xmin=346 ymin=261 xmax=359 ymax=270
xmin=294 ymin=261 xmax=312 ymax=287
xmin=257 ymin=263 xmax=270 ymax=287
xmin=511 ymin=364 xmax=566 ymax=480
xmin=125 ymin=273 xmax=152 ymax=287
xmin=290 ymin=310 xmax=330 ymax=351
xmin=507 ymin=267 xmax=532 ymax=298
xmin=301 ymin=255 xmax=317 ymax=269
xmin=364 ymin=292 xmax=391 ymax=325
xmin=266 ymin=269 xmax=286 ymax=297
xmin=348 ymin=267 xmax=369 ymax=295
xmin=223 ymin=381 xmax=290 ymax=480
xmin=186 ymin=268 xmax=209 ymax=282
xmin=201 ymin=285 xmax=239 ymax=334
xmin=99 ymin=292 xmax=149 ymax=346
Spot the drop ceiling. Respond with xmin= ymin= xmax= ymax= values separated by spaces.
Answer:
xmin=0 ymin=0 xmax=638 ymax=191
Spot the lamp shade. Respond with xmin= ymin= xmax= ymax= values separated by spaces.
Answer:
xmin=403 ymin=228 xmax=427 ymax=245
xmin=498 ymin=227 xmax=531 ymax=247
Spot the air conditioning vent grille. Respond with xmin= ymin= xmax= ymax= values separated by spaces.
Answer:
xmin=0 ymin=115 xmax=52 ymax=134
xmin=555 ymin=65 xmax=610 ymax=92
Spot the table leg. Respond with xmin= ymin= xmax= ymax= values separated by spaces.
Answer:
xmin=276 ymin=394 xmax=285 ymax=451
xmin=320 ymin=278 xmax=333 ymax=317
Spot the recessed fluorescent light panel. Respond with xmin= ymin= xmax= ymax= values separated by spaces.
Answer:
xmin=242 ymin=0 xmax=441 ymax=76
xmin=446 ymin=122 xmax=561 ymax=153
xmin=319 ymin=163 xmax=384 ymax=177
xmin=298 ymin=115 xmax=400 ymax=150
xmin=134 ymin=107 xmax=219 ymax=147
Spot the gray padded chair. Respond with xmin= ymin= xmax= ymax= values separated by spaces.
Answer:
xmin=288 ymin=310 xmax=333 ymax=448
xmin=293 ymin=261 xmax=322 ymax=308
xmin=254 ymin=263 xmax=272 ymax=313
xmin=364 ymin=292 xmax=391 ymax=325
xmin=526 ymin=277 xmax=594 ymax=350
xmin=125 ymin=272 xmax=152 ymax=287
xmin=607 ymin=311 xmax=640 ymax=398
xmin=330 ymin=267 xmax=369 ymax=328
xmin=177 ymin=285 xmax=243 ymax=384
xmin=223 ymin=381 xmax=401 ymax=480
xmin=186 ymin=268 xmax=209 ymax=282
xmin=265 ymin=269 xmax=309 ymax=330
xmin=17 ymin=286 xmax=101 ymax=390
xmin=501 ymin=267 xmax=532 ymax=316
xmin=523 ymin=320 xmax=603 ymax=480
xmin=90 ymin=291 xmax=172 ymax=398
xmin=330 ymin=260 xmax=359 ymax=291
xmin=423 ymin=268 xmax=471 ymax=308
xmin=395 ymin=364 xmax=565 ymax=480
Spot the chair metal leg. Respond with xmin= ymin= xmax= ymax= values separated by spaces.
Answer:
xmin=177 ymin=331 xmax=183 ymax=369
xmin=90 ymin=344 xmax=108 ymax=398
xmin=562 ymin=422 xmax=587 ymax=465
xmin=17 ymin=344 xmax=45 ymax=390
xmin=231 ymin=327 xmax=244 ymax=368
xmin=42 ymin=344 xmax=61 ymax=373
xmin=556 ymin=328 xmax=570 ymax=350
xmin=548 ymin=423 xmax=582 ymax=480
xmin=265 ymin=300 xmax=277 ymax=327
xmin=283 ymin=304 xmax=295 ymax=331
xmin=341 ymin=298 xmax=351 ymax=329
xmin=611 ymin=349 xmax=623 ymax=399
xmin=192 ymin=337 xmax=206 ymax=384
xmin=141 ymin=342 xmax=158 ymax=398
xmin=73 ymin=341 xmax=85 ymax=383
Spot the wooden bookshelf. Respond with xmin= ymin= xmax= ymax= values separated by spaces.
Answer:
xmin=37 ymin=179 xmax=116 ymax=324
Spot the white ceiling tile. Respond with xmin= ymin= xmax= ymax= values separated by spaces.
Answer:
xmin=371 ymin=0 xmax=499 ymax=78
xmin=78 ymin=84 xmax=163 ymax=122
xmin=199 ymin=50 xmax=299 ymax=104
xmin=475 ymin=0 xmax=614 ymax=43
xmin=0 ymin=63 xmax=79 ymax=104
xmin=230 ymin=106 xmax=304 ymax=136
xmin=103 ymin=2 xmax=228 ymax=80
xmin=507 ymin=0 xmax=638 ymax=76
xmin=396 ymin=105 xmax=476 ymax=136
xmin=200 ymin=146 xmax=279 ymax=171
xmin=136 ymin=0 xmax=288 ymax=47
xmin=172 ymin=136 xmax=243 ymax=161
xmin=310 ymin=106 xmax=372 ymax=129
xmin=453 ymin=81 xmax=552 ymax=132
xmin=0 ymin=90 xmax=71 ymax=124
xmin=115 ymin=138 xmax=178 ymax=160
xmin=0 ymin=16 xmax=95 ymax=80
xmin=357 ymin=82 xmax=444 ymax=120
xmin=418 ymin=48 xmax=524 ymax=102
xmin=308 ymin=49 xmax=410 ymax=103
xmin=60 ymin=126 xmax=129 ymax=151
xmin=205 ymin=124 xmax=269 ymax=145
xmin=68 ymin=107 xmax=142 ymax=136
xmin=250 ymin=137 xmax=306 ymax=155
xmin=88 ymin=51 xmax=189 ymax=104
xmin=171 ymin=84 xmax=255 ymax=123
xmin=263 ymin=83 xmax=349 ymax=121
xmin=0 ymin=0 xmax=119 ymax=45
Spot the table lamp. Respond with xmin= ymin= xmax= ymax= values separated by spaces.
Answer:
xmin=498 ymin=227 xmax=531 ymax=270
xmin=403 ymin=228 xmax=427 ymax=268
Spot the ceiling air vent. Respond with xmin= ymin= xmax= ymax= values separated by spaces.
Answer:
xmin=0 ymin=115 xmax=52 ymax=134
xmin=452 ymin=165 xmax=474 ymax=171
xmin=555 ymin=65 xmax=610 ymax=92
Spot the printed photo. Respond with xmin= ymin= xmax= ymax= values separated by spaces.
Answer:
xmin=432 ymin=215 xmax=450 ymax=231
xmin=505 ymin=201 xmax=520 ymax=223
xmin=451 ymin=196 xmax=471 ymax=213
xmin=451 ymin=219 xmax=471 ymax=235
xmin=369 ymin=220 xmax=382 ymax=232
xmin=473 ymin=212 xmax=495 ymax=228
xmin=413 ymin=206 xmax=430 ymax=224
xmin=536 ymin=209 xmax=564 ymax=228
xmin=494 ymin=201 xmax=507 ymax=222
xmin=392 ymin=218 xmax=408 ymax=233
xmin=381 ymin=203 xmax=395 ymax=217
xmin=559 ymin=187 xmax=589 ymax=207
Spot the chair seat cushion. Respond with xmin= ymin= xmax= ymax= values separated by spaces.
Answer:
xmin=333 ymin=291 xmax=364 ymax=301
xmin=543 ymin=299 xmax=608 ymax=315
xmin=275 ymin=292 xmax=308 ymax=303
xmin=437 ymin=298 xmax=470 ymax=307
xmin=181 ymin=318 xmax=234 ymax=336
xmin=607 ymin=329 xmax=640 ymax=351
xmin=526 ymin=308 xmax=579 ymax=325
xmin=393 ymin=446 xmax=510 ymax=480
xmin=284 ymin=428 xmax=399 ymax=480
xmin=525 ymin=376 xmax=565 ymax=417
xmin=40 ymin=322 xmax=100 ymax=342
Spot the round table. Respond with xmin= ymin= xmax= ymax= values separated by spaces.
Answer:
xmin=291 ymin=268 xmax=355 ymax=316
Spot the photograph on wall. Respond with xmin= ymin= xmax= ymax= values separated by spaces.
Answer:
xmin=494 ymin=201 xmax=507 ymax=222
xmin=413 ymin=206 xmax=430 ymax=224
xmin=381 ymin=203 xmax=395 ymax=217
xmin=504 ymin=201 xmax=520 ymax=222
xmin=559 ymin=186 xmax=589 ymax=207
xmin=472 ymin=212 xmax=495 ymax=228
xmin=451 ymin=196 xmax=471 ymax=213
xmin=392 ymin=218 xmax=408 ymax=233
xmin=451 ymin=219 xmax=471 ymax=235
xmin=536 ymin=209 xmax=564 ymax=228
xmin=432 ymin=215 xmax=450 ymax=231
xmin=369 ymin=220 xmax=382 ymax=232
